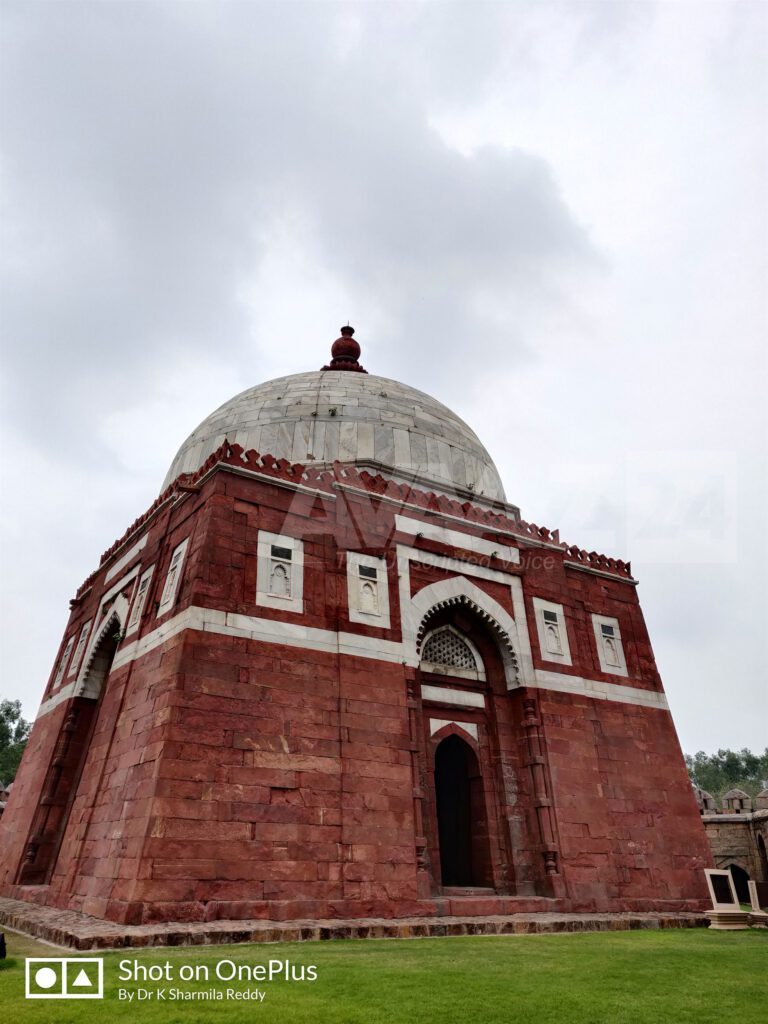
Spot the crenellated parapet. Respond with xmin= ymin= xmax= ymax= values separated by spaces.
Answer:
xmin=77 ymin=438 xmax=635 ymax=600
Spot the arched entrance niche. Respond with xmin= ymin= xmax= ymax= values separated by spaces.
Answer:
xmin=434 ymin=731 xmax=492 ymax=887
xmin=416 ymin=593 xmax=517 ymax=697
xmin=77 ymin=611 xmax=122 ymax=699
xmin=412 ymin=580 xmax=524 ymax=689
xmin=17 ymin=613 xmax=121 ymax=885
xmin=415 ymin=595 xmax=523 ymax=896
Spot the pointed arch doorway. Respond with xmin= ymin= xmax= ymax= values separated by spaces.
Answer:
xmin=434 ymin=734 xmax=492 ymax=888
xmin=728 ymin=864 xmax=751 ymax=904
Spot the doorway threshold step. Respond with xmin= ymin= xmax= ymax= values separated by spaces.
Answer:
xmin=441 ymin=887 xmax=496 ymax=897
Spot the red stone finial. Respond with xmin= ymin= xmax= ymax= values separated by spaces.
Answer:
xmin=321 ymin=325 xmax=368 ymax=373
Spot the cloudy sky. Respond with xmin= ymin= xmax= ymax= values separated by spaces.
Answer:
xmin=1 ymin=0 xmax=765 ymax=754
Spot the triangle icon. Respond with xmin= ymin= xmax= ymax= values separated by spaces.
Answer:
xmin=72 ymin=969 xmax=92 ymax=987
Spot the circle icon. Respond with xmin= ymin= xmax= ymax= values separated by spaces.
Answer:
xmin=34 ymin=966 xmax=58 ymax=989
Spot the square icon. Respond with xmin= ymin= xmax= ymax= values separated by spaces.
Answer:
xmin=26 ymin=957 xmax=104 ymax=999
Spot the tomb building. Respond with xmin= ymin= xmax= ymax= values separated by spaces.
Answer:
xmin=0 ymin=327 xmax=712 ymax=924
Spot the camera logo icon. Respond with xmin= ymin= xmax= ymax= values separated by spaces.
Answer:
xmin=25 ymin=957 xmax=104 ymax=999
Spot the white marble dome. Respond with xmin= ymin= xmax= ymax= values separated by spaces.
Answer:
xmin=163 ymin=368 xmax=506 ymax=503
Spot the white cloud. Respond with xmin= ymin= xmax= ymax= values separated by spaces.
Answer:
xmin=1 ymin=0 xmax=765 ymax=752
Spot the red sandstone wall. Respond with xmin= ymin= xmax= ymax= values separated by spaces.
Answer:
xmin=540 ymin=691 xmax=712 ymax=910
xmin=116 ymin=636 xmax=417 ymax=925
xmin=520 ymin=545 xmax=663 ymax=690
xmin=50 ymin=632 xmax=188 ymax=920
xmin=0 ymin=482 xmax=203 ymax=906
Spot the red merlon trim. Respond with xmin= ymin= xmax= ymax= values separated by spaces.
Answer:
xmin=76 ymin=440 xmax=633 ymax=599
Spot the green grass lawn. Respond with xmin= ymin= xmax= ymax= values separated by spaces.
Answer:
xmin=2 ymin=926 xmax=766 ymax=1023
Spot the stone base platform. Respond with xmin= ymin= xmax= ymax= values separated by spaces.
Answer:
xmin=0 ymin=897 xmax=707 ymax=951
xmin=704 ymin=910 xmax=751 ymax=930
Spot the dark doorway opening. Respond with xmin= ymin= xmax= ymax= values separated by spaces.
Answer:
xmin=728 ymin=863 xmax=751 ymax=904
xmin=434 ymin=734 xmax=491 ymax=888
xmin=758 ymin=835 xmax=768 ymax=882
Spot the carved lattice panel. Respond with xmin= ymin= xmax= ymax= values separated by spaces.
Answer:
xmin=421 ymin=627 xmax=477 ymax=671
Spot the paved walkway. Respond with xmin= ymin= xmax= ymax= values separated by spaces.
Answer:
xmin=0 ymin=897 xmax=708 ymax=950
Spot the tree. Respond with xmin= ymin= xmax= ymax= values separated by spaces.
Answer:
xmin=685 ymin=748 xmax=768 ymax=801
xmin=0 ymin=699 xmax=31 ymax=784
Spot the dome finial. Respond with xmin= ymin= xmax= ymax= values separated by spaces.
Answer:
xmin=321 ymin=325 xmax=368 ymax=373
